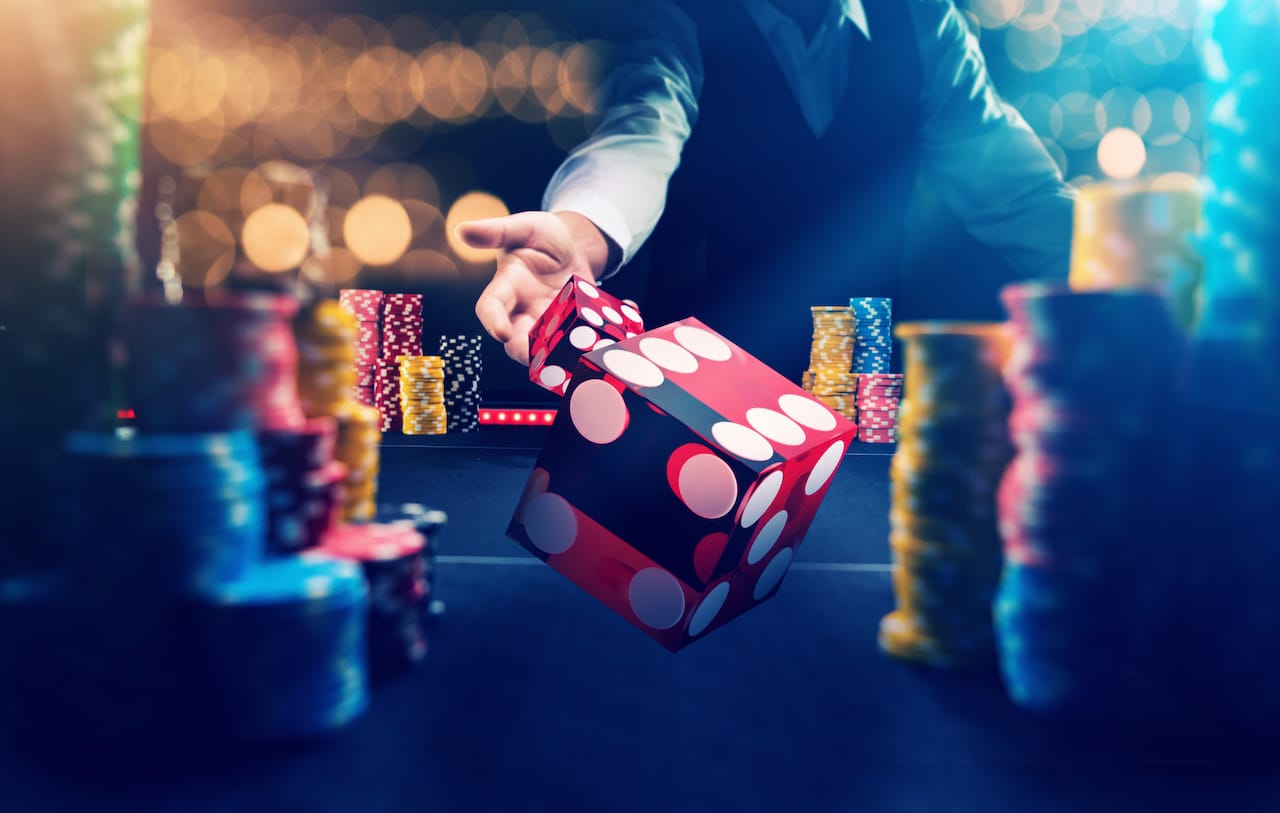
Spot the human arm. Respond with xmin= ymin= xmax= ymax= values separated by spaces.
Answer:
xmin=909 ymin=0 xmax=1075 ymax=281
xmin=463 ymin=2 xmax=703 ymax=364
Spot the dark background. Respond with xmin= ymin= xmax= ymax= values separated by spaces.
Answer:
xmin=140 ymin=0 xmax=1021 ymax=404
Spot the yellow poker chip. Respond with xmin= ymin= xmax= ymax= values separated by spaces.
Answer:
xmin=877 ymin=610 xmax=993 ymax=669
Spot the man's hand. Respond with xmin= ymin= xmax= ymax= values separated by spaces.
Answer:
xmin=461 ymin=211 xmax=612 ymax=366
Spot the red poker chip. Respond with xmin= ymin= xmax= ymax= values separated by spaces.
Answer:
xmin=858 ymin=425 xmax=898 ymax=434
xmin=858 ymin=392 xmax=902 ymax=403
xmin=856 ymin=395 xmax=901 ymax=405
xmin=856 ymin=399 xmax=901 ymax=413
xmin=302 ymin=459 xmax=349 ymax=489
xmin=860 ymin=389 xmax=901 ymax=402
xmin=860 ymin=376 xmax=901 ymax=389
xmin=859 ymin=407 xmax=899 ymax=420
xmin=320 ymin=521 xmax=420 ymax=565
xmin=858 ymin=427 xmax=897 ymax=439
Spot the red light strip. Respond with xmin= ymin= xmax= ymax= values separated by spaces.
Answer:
xmin=479 ymin=408 xmax=557 ymax=426
xmin=117 ymin=409 xmax=135 ymax=420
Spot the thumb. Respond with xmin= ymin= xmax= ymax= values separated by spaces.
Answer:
xmin=455 ymin=214 xmax=541 ymax=252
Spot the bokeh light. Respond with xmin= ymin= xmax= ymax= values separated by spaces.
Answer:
xmin=344 ymin=195 xmax=413 ymax=266
xmin=146 ymin=11 xmax=607 ymax=175
xmin=401 ymin=248 xmax=461 ymax=283
xmin=1006 ymin=18 xmax=1063 ymax=72
xmin=302 ymin=246 xmax=364 ymax=285
xmin=967 ymin=0 xmax=1205 ymax=183
xmin=242 ymin=203 xmax=311 ymax=272
xmin=167 ymin=211 xmax=236 ymax=288
xmin=1097 ymin=127 xmax=1147 ymax=179
xmin=140 ymin=4 xmax=1209 ymax=297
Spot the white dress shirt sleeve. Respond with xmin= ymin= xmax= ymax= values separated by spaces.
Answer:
xmin=909 ymin=0 xmax=1075 ymax=281
xmin=542 ymin=2 xmax=703 ymax=277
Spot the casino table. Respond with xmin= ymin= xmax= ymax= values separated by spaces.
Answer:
xmin=2 ymin=428 xmax=1278 ymax=813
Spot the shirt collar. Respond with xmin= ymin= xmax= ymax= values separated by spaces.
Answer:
xmin=840 ymin=0 xmax=870 ymax=42
xmin=738 ymin=0 xmax=871 ymax=43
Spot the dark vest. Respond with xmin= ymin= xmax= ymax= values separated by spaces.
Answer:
xmin=641 ymin=0 xmax=925 ymax=380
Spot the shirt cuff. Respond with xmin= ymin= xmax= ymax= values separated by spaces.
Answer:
xmin=545 ymin=189 xmax=634 ymax=281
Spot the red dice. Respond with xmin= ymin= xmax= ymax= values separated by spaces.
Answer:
xmin=508 ymin=318 xmax=857 ymax=650
xmin=527 ymin=277 xmax=645 ymax=396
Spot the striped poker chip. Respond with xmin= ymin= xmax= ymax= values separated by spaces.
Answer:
xmin=339 ymin=289 xmax=384 ymax=321
xmin=856 ymin=400 xmax=900 ymax=415
xmin=858 ymin=429 xmax=898 ymax=443
xmin=186 ymin=553 xmax=370 ymax=740
xmin=859 ymin=407 xmax=899 ymax=421
xmin=860 ymin=389 xmax=901 ymax=402
xmin=859 ymin=373 xmax=904 ymax=387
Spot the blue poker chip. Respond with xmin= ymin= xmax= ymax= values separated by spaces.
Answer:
xmin=63 ymin=430 xmax=268 ymax=596
xmin=186 ymin=553 xmax=370 ymax=740
xmin=66 ymin=427 xmax=257 ymax=460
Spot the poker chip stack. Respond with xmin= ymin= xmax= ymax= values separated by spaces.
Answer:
xmin=1167 ymin=1 xmax=1280 ymax=723
xmin=851 ymin=297 xmax=894 ymax=375
xmin=374 ymin=361 xmax=404 ymax=433
xmin=879 ymin=323 xmax=1013 ymax=669
xmin=185 ymin=553 xmax=370 ymax=741
xmin=855 ymin=373 xmax=902 ymax=443
xmin=803 ymin=306 xmax=857 ymax=420
xmin=333 ymin=401 xmax=382 ymax=522
xmin=258 ymin=418 xmax=347 ymax=554
xmin=438 ymin=335 xmax=485 ymax=433
xmin=295 ymin=301 xmax=359 ymax=418
xmin=64 ymin=429 xmax=267 ymax=598
xmin=295 ymin=303 xmax=381 ymax=521
xmin=375 ymin=294 xmax=425 ymax=433
xmin=15 ymin=429 xmax=268 ymax=740
xmin=1069 ymin=176 xmax=1203 ymax=330
xmin=2 ymin=1 xmax=147 ymax=576
xmin=995 ymin=283 xmax=1181 ymax=718
xmin=321 ymin=523 xmax=431 ymax=679
xmin=339 ymin=289 xmax=384 ymax=408
xmin=380 ymin=503 xmax=449 ymax=628
xmin=126 ymin=291 xmax=307 ymax=432
xmin=398 ymin=356 xmax=448 ymax=435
